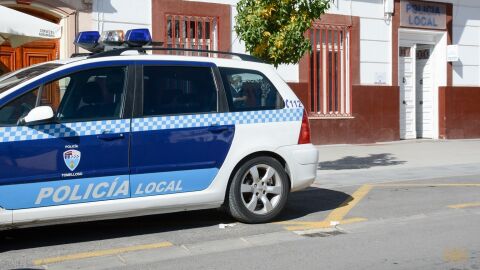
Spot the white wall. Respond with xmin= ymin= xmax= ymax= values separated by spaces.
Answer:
xmin=329 ymin=0 xmax=392 ymax=85
xmin=92 ymin=0 xmax=152 ymax=34
xmin=451 ymin=0 xmax=480 ymax=86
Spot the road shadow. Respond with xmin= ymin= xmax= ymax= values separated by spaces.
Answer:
xmin=276 ymin=187 xmax=351 ymax=221
xmin=0 ymin=188 xmax=350 ymax=253
xmin=0 ymin=208 xmax=234 ymax=253
xmin=319 ymin=153 xmax=406 ymax=170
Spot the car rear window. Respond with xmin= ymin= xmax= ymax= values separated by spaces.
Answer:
xmin=0 ymin=63 xmax=62 ymax=94
xmin=218 ymin=67 xmax=284 ymax=112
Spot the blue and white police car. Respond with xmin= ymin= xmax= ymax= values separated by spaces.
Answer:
xmin=0 ymin=29 xmax=318 ymax=229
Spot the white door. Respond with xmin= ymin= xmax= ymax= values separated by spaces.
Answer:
xmin=399 ymin=46 xmax=416 ymax=139
xmin=415 ymin=45 xmax=434 ymax=138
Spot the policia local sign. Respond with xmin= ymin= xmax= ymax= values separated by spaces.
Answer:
xmin=400 ymin=0 xmax=446 ymax=30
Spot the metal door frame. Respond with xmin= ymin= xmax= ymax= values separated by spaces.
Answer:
xmin=398 ymin=28 xmax=447 ymax=140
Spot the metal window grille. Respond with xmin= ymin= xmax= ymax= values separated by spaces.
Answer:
xmin=165 ymin=14 xmax=218 ymax=55
xmin=309 ymin=24 xmax=351 ymax=116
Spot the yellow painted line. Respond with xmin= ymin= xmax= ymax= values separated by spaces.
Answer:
xmin=443 ymin=248 xmax=469 ymax=263
xmin=282 ymin=221 xmax=329 ymax=231
xmin=284 ymin=217 xmax=367 ymax=231
xmin=279 ymin=182 xmax=480 ymax=232
xmin=280 ymin=184 xmax=373 ymax=231
xmin=375 ymin=183 xmax=480 ymax=187
xmin=33 ymin=241 xmax=173 ymax=266
xmin=448 ymin=202 xmax=480 ymax=209
xmin=325 ymin=184 xmax=373 ymax=222
xmin=339 ymin=217 xmax=368 ymax=225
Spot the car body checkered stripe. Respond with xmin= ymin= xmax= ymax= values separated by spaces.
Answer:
xmin=0 ymin=108 xmax=303 ymax=143
xmin=131 ymin=108 xmax=303 ymax=132
xmin=0 ymin=119 xmax=130 ymax=143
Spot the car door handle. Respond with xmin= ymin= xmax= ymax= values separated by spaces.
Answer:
xmin=97 ymin=133 xmax=125 ymax=141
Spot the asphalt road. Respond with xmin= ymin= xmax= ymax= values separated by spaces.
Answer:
xmin=1 ymin=173 xmax=479 ymax=270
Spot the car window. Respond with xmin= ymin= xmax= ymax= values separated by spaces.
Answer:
xmin=0 ymin=66 xmax=128 ymax=126
xmin=0 ymin=63 xmax=62 ymax=94
xmin=0 ymin=88 xmax=39 ymax=126
xmin=219 ymin=67 xmax=284 ymax=112
xmin=142 ymin=66 xmax=217 ymax=116
xmin=49 ymin=66 xmax=127 ymax=122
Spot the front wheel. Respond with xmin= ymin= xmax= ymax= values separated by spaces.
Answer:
xmin=227 ymin=156 xmax=289 ymax=223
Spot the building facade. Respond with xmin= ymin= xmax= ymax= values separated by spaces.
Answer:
xmin=2 ymin=0 xmax=480 ymax=144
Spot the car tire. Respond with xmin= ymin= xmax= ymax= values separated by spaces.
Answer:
xmin=227 ymin=156 xmax=289 ymax=223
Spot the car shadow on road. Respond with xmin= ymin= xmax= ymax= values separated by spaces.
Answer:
xmin=0 ymin=188 xmax=350 ymax=253
xmin=318 ymin=153 xmax=406 ymax=170
xmin=276 ymin=187 xmax=352 ymax=222
xmin=0 ymin=209 xmax=234 ymax=253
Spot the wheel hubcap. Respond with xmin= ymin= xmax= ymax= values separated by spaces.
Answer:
xmin=240 ymin=164 xmax=283 ymax=215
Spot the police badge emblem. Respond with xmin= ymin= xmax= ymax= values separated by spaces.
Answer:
xmin=63 ymin=149 xmax=81 ymax=171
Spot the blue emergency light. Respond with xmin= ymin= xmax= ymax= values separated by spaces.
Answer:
xmin=74 ymin=31 xmax=101 ymax=52
xmin=125 ymin=28 xmax=152 ymax=46
xmin=74 ymin=28 xmax=153 ymax=53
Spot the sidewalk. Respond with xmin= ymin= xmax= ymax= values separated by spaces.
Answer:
xmin=315 ymin=139 xmax=480 ymax=188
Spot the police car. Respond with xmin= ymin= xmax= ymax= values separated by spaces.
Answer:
xmin=0 ymin=29 xmax=318 ymax=229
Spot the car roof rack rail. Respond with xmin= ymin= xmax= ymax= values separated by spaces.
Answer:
xmin=70 ymin=53 xmax=93 ymax=58
xmin=88 ymin=46 xmax=265 ymax=63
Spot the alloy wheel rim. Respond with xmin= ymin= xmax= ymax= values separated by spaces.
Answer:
xmin=240 ymin=164 xmax=283 ymax=215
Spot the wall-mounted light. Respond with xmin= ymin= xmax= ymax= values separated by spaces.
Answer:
xmin=384 ymin=0 xmax=394 ymax=20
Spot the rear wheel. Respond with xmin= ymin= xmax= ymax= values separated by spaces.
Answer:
xmin=227 ymin=156 xmax=289 ymax=223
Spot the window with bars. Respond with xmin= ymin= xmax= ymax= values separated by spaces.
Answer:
xmin=309 ymin=25 xmax=351 ymax=117
xmin=165 ymin=14 xmax=218 ymax=53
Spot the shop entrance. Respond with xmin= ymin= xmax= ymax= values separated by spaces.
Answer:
xmin=398 ymin=29 xmax=446 ymax=140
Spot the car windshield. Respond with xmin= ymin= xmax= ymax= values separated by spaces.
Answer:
xmin=0 ymin=63 xmax=62 ymax=95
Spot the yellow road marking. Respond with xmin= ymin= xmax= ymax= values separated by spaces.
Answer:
xmin=448 ymin=202 xmax=480 ymax=209
xmin=283 ymin=217 xmax=367 ymax=231
xmin=280 ymin=182 xmax=480 ymax=231
xmin=325 ymin=184 xmax=373 ymax=222
xmin=33 ymin=241 xmax=173 ymax=266
xmin=443 ymin=248 xmax=469 ymax=262
xmin=280 ymin=184 xmax=373 ymax=231
xmin=339 ymin=217 xmax=368 ymax=225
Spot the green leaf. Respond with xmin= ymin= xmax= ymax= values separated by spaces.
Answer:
xmin=235 ymin=0 xmax=330 ymax=67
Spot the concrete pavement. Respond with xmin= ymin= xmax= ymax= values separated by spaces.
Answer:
xmin=316 ymin=139 xmax=480 ymax=187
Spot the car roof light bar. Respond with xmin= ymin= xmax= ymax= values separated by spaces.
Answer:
xmin=74 ymin=31 xmax=102 ymax=53
xmin=74 ymin=28 xmax=263 ymax=63
xmin=88 ymin=47 xmax=265 ymax=63
xmin=100 ymin=30 xmax=125 ymax=46
xmin=125 ymin=28 xmax=152 ymax=46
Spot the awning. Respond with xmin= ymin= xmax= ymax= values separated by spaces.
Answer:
xmin=0 ymin=5 xmax=61 ymax=48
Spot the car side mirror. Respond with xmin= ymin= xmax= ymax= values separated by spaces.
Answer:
xmin=22 ymin=106 xmax=54 ymax=125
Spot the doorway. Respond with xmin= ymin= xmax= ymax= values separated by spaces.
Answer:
xmin=415 ymin=45 xmax=434 ymax=138
xmin=398 ymin=29 xmax=446 ymax=140
xmin=0 ymin=5 xmax=60 ymax=107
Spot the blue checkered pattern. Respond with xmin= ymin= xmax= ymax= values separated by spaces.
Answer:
xmin=0 ymin=119 xmax=130 ymax=143
xmin=132 ymin=108 xmax=303 ymax=132
xmin=0 ymin=109 xmax=303 ymax=143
